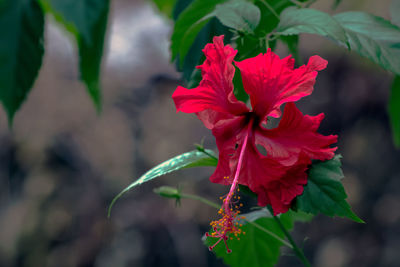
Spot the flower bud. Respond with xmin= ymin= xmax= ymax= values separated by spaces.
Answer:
xmin=153 ymin=186 xmax=181 ymax=199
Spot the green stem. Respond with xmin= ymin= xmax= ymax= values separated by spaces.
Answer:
xmin=181 ymin=193 xmax=221 ymax=209
xmin=179 ymin=193 xmax=292 ymax=248
xmin=267 ymin=207 xmax=311 ymax=267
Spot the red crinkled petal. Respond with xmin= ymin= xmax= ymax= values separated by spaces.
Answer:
xmin=172 ymin=35 xmax=248 ymax=129
xmin=253 ymin=156 xmax=310 ymax=215
xmin=255 ymin=102 xmax=337 ymax=166
xmin=235 ymin=49 xmax=327 ymax=122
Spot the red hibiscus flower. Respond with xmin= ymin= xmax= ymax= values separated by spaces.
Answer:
xmin=172 ymin=35 xmax=337 ymax=251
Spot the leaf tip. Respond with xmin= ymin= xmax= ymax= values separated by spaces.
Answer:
xmin=350 ymin=213 xmax=365 ymax=224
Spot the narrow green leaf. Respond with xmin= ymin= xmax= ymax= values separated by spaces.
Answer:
xmin=40 ymin=0 xmax=110 ymax=111
xmin=108 ymin=149 xmax=217 ymax=216
xmin=204 ymin=210 xmax=308 ymax=267
xmin=334 ymin=12 xmax=400 ymax=75
xmin=389 ymin=76 xmax=400 ymax=147
xmin=276 ymin=7 xmax=349 ymax=46
xmin=295 ymin=155 xmax=364 ymax=223
xmin=214 ymin=0 xmax=261 ymax=33
xmin=0 ymin=0 xmax=45 ymax=123
xmin=391 ymin=0 xmax=400 ymax=27
xmin=170 ymin=0 xmax=227 ymax=66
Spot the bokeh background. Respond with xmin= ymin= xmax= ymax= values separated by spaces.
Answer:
xmin=0 ymin=0 xmax=399 ymax=266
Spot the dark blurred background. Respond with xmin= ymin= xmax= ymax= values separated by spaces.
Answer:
xmin=0 ymin=0 xmax=399 ymax=266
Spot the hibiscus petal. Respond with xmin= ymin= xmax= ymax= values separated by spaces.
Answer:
xmin=254 ymin=157 xmax=310 ymax=215
xmin=172 ymin=36 xmax=248 ymax=128
xmin=235 ymin=49 xmax=327 ymax=121
xmin=255 ymin=102 xmax=337 ymax=165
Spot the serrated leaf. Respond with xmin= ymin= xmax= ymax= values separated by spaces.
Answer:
xmin=171 ymin=0 xmax=227 ymax=66
xmin=108 ymin=149 xmax=217 ymax=216
xmin=0 ymin=0 xmax=45 ymax=123
xmin=334 ymin=12 xmax=400 ymax=75
xmin=40 ymin=0 xmax=110 ymax=111
xmin=389 ymin=76 xmax=400 ymax=147
xmin=391 ymin=0 xmax=400 ymax=27
xmin=276 ymin=7 xmax=349 ymax=46
xmin=296 ymin=155 xmax=364 ymax=223
xmin=204 ymin=210 xmax=308 ymax=267
xmin=214 ymin=0 xmax=261 ymax=33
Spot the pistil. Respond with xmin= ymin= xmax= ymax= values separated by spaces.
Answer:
xmin=207 ymin=118 xmax=254 ymax=253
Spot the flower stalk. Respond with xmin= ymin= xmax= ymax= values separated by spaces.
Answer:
xmin=268 ymin=206 xmax=311 ymax=267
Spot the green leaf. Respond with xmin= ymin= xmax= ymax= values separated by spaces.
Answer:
xmin=108 ymin=149 xmax=218 ymax=216
xmin=238 ymin=184 xmax=257 ymax=198
xmin=295 ymin=155 xmax=364 ymax=223
xmin=389 ymin=76 xmax=400 ymax=147
xmin=254 ymin=0 xmax=293 ymax=36
xmin=172 ymin=0 xmax=194 ymax=20
xmin=171 ymin=0 xmax=227 ymax=66
xmin=152 ymin=0 xmax=177 ymax=18
xmin=235 ymin=34 xmax=263 ymax=60
xmin=233 ymin=66 xmax=249 ymax=103
xmin=334 ymin=12 xmax=400 ymax=75
xmin=204 ymin=210 xmax=306 ymax=267
xmin=40 ymin=0 xmax=110 ymax=111
xmin=232 ymin=0 xmax=299 ymax=74
xmin=181 ymin=18 xmax=232 ymax=83
xmin=0 ymin=0 xmax=45 ymax=123
xmin=276 ymin=7 xmax=349 ymax=46
xmin=279 ymin=35 xmax=300 ymax=63
xmin=241 ymin=208 xmax=313 ymax=223
xmin=391 ymin=0 xmax=400 ymax=27
xmin=214 ymin=0 xmax=261 ymax=33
